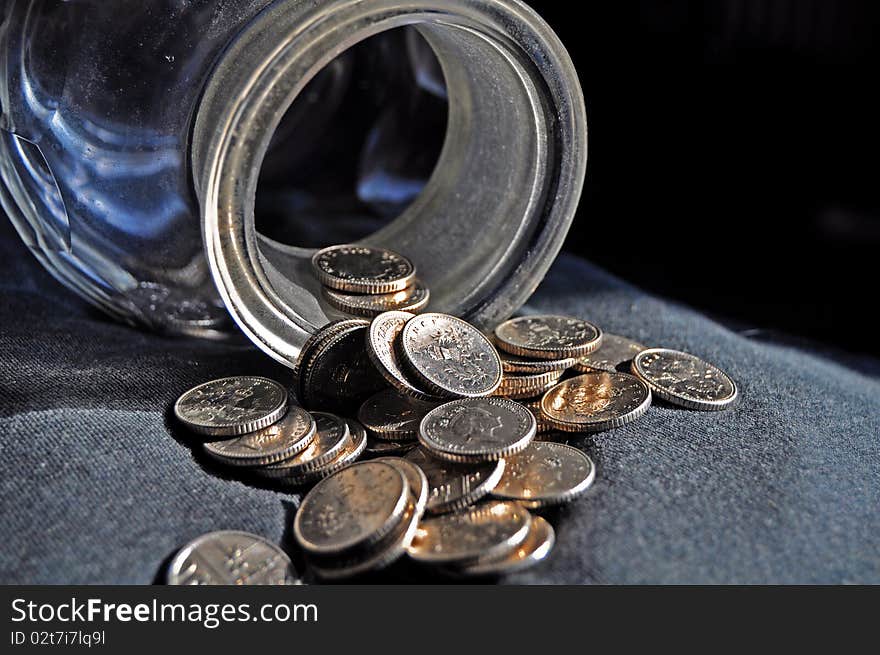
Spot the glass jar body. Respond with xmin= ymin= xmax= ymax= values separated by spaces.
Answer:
xmin=0 ymin=0 xmax=587 ymax=365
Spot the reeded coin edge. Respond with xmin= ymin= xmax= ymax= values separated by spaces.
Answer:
xmin=539 ymin=374 xmax=653 ymax=433
xmin=311 ymin=245 xmax=416 ymax=294
xmin=174 ymin=377 xmax=288 ymax=437
xmin=166 ymin=531 xmax=297 ymax=585
xmin=492 ymin=443 xmax=597 ymax=507
xmin=631 ymin=349 xmax=739 ymax=411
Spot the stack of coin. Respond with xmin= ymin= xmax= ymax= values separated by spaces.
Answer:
xmin=174 ymin=377 xmax=368 ymax=487
xmin=312 ymin=244 xmax=430 ymax=318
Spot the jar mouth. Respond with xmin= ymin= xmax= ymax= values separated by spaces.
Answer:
xmin=192 ymin=0 xmax=587 ymax=368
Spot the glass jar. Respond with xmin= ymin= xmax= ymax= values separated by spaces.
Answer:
xmin=0 ymin=0 xmax=587 ymax=367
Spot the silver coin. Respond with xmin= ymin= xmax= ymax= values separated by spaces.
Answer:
xmin=494 ymin=315 xmax=603 ymax=359
xmin=492 ymin=441 xmax=595 ymax=508
xmin=574 ymin=333 xmax=646 ymax=373
xmin=308 ymin=490 xmax=421 ymax=580
xmin=404 ymin=447 xmax=506 ymax=515
xmin=407 ymin=500 xmax=533 ymax=565
xmin=166 ymin=531 xmax=299 ymax=585
xmin=365 ymin=437 xmax=417 ymax=457
xmin=496 ymin=369 xmax=564 ymax=392
xmin=541 ymin=372 xmax=652 ymax=432
xmin=631 ymin=348 xmax=738 ymax=411
xmin=257 ymin=412 xmax=350 ymax=479
xmin=401 ymin=313 xmax=503 ymax=398
xmin=312 ymin=244 xmax=415 ymax=294
xmin=293 ymin=320 xmax=358 ymax=385
xmin=299 ymin=321 xmax=387 ymax=413
xmin=357 ymin=389 xmax=437 ymax=440
xmin=202 ymin=406 xmax=316 ymax=466
xmin=323 ymin=281 xmax=430 ymax=317
xmin=500 ymin=351 xmax=578 ymax=374
xmin=283 ymin=419 xmax=368 ymax=487
xmin=294 ymin=461 xmax=409 ymax=556
xmin=372 ymin=457 xmax=430 ymax=517
xmin=174 ymin=377 xmax=287 ymax=437
xmin=365 ymin=311 xmax=441 ymax=400
xmin=453 ymin=516 xmax=555 ymax=577
xmin=495 ymin=378 xmax=561 ymax=400
xmin=419 ymin=397 xmax=536 ymax=463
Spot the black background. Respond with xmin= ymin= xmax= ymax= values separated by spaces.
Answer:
xmin=529 ymin=1 xmax=879 ymax=357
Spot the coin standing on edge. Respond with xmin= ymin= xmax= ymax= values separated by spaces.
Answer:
xmin=631 ymin=348 xmax=738 ymax=411
xmin=294 ymin=461 xmax=410 ymax=557
xmin=365 ymin=311 xmax=440 ymax=400
xmin=574 ymin=333 xmax=646 ymax=373
xmin=401 ymin=313 xmax=503 ymax=398
xmin=419 ymin=397 xmax=536 ymax=463
xmin=541 ymin=372 xmax=652 ymax=433
xmin=492 ymin=441 xmax=596 ymax=508
xmin=494 ymin=315 xmax=603 ymax=359
xmin=174 ymin=377 xmax=288 ymax=437
xmin=202 ymin=406 xmax=316 ymax=466
xmin=166 ymin=531 xmax=299 ymax=585
xmin=312 ymin=244 xmax=416 ymax=294
xmin=404 ymin=447 xmax=506 ymax=515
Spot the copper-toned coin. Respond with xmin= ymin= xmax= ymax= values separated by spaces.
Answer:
xmin=574 ymin=333 xmax=646 ymax=373
xmin=323 ymin=281 xmax=430 ymax=318
xmin=541 ymin=373 xmax=652 ymax=433
xmin=631 ymin=348 xmax=738 ymax=411
xmin=312 ymin=244 xmax=415 ymax=294
xmin=494 ymin=315 xmax=603 ymax=359
xmin=492 ymin=441 xmax=595 ymax=508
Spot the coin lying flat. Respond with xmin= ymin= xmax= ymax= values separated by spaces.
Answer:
xmin=357 ymin=389 xmax=437 ymax=441
xmin=166 ymin=531 xmax=299 ymax=585
xmin=282 ymin=420 xmax=368 ymax=486
xmin=453 ymin=516 xmax=555 ymax=577
xmin=365 ymin=311 xmax=440 ymax=400
xmin=257 ymin=412 xmax=350 ymax=479
xmin=309 ymin=491 xmax=421 ymax=580
xmin=401 ymin=313 xmax=503 ymax=398
xmin=419 ymin=397 xmax=536 ymax=463
xmin=294 ymin=461 xmax=409 ymax=556
xmin=541 ymin=373 xmax=651 ymax=432
xmin=365 ymin=437 xmax=416 ymax=457
xmin=497 ymin=369 xmax=564 ymax=393
xmin=494 ymin=315 xmax=603 ymax=359
xmin=574 ymin=333 xmax=646 ymax=373
xmin=631 ymin=348 xmax=738 ymax=411
xmin=312 ymin=244 xmax=416 ymax=294
xmin=202 ymin=406 xmax=316 ymax=466
xmin=299 ymin=320 xmax=387 ymax=413
xmin=174 ymin=377 xmax=288 ymax=437
xmin=404 ymin=447 xmax=506 ymax=515
xmin=407 ymin=500 xmax=532 ymax=566
xmin=323 ymin=281 xmax=430 ymax=318
xmin=492 ymin=442 xmax=595 ymax=508
xmin=500 ymin=351 xmax=578 ymax=374
xmin=372 ymin=457 xmax=430 ymax=517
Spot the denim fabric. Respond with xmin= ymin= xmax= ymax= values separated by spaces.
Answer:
xmin=1 ymin=221 xmax=878 ymax=584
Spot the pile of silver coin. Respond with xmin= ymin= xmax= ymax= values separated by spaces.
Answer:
xmin=169 ymin=245 xmax=738 ymax=584
xmin=312 ymin=244 xmax=430 ymax=318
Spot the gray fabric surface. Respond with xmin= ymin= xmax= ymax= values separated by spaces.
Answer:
xmin=1 ymin=225 xmax=879 ymax=584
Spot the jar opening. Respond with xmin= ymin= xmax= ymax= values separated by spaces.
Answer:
xmin=193 ymin=0 xmax=587 ymax=367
